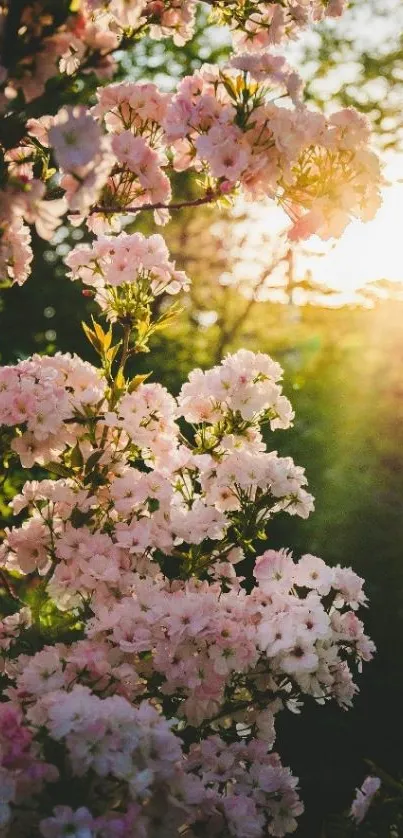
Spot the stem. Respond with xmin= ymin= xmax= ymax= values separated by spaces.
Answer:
xmin=64 ymin=416 xmax=103 ymax=424
xmin=0 ymin=570 xmax=22 ymax=603
xmin=210 ymin=699 xmax=253 ymax=724
xmin=119 ymin=324 xmax=132 ymax=374
xmin=82 ymin=191 xmax=223 ymax=216
xmin=214 ymin=249 xmax=287 ymax=362
xmin=41 ymin=560 xmax=57 ymax=588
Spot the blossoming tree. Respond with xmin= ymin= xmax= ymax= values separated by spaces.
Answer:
xmin=0 ymin=1 xmax=380 ymax=835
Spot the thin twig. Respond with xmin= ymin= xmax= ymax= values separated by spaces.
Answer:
xmin=80 ymin=191 xmax=222 ymax=216
xmin=64 ymin=416 xmax=103 ymax=424
xmin=119 ymin=324 xmax=131 ymax=374
xmin=0 ymin=570 xmax=22 ymax=603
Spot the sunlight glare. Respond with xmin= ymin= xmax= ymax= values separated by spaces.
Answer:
xmin=299 ymin=179 xmax=403 ymax=296
xmin=234 ymin=155 xmax=403 ymax=303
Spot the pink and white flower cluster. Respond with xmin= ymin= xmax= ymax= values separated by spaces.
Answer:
xmin=0 ymin=0 xmax=381 ymax=284
xmin=0 ymin=352 xmax=106 ymax=467
xmin=47 ymin=107 xmax=115 ymax=223
xmin=84 ymin=555 xmax=373 ymax=725
xmin=0 ymin=170 xmax=66 ymax=286
xmin=178 ymin=349 xmax=293 ymax=427
xmin=0 ymin=676 xmax=304 ymax=837
xmin=65 ymin=230 xmax=189 ymax=318
xmin=0 ymin=0 xmax=347 ymax=109
xmin=83 ymin=0 xmax=347 ymax=55
xmin=0 ymin=245 xmax=374 ymax=832
xmin=0 ymin=536 xmax=373 ymax=835
xmin=0 ymin=3 xmax=119 ymax=106
xmin=1 ymin=61 xmax=377 ymax=263
xmin=0 ymin=1 xmax=379 ymax=832
xmin=228 ymin=0 xmax=346 ymax=53
xmin=48 ymin=66 xmax=379 ymax=239
xmin=0 ymin=702 xmax=58 ymax=830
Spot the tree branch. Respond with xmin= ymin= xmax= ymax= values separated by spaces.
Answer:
xmin=214 ymin=249 xmax=287 ymax=361
xmin=0 ymin=570 xmax=23 ymax=603
xmin=83 ymin=191 xmax=223 ymax=216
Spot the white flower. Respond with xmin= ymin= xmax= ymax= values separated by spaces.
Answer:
xmin=281 ymin=641 xmax=319 ymax=674
xmin=49 ymin=107 xmax=102 ymax=171
xmin=294 ymin=554 xmax=334 ymax=595
xmin=351 ymin=776 xmax=381 ymax=823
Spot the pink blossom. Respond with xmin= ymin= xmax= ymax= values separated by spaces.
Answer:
xmin=49 ymin=107 xmax=102 ymax=171
xmin=350 ymin=776 xmax=381 ymax=824
xmin=294 ymin=554 xmax=334 ymax=595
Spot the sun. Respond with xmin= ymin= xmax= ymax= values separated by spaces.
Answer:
xmin=295 ymin=153 xmax=403 ymax=299
xmin=299 ymin=177 xmax=403 ymax=298
xmin=231 ymin=154 xmax=403 ymax=304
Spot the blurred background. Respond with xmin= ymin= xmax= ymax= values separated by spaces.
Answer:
xmin=1 ymin=1 xmax=403 ymax=835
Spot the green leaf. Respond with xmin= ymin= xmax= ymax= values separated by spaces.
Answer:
xmin=70 ymin=508 xmax=92 ymax=528
xmin=92 ymin=319 xmax=112 ymax=352
xmin=154 ymin=303 xmax=182 ymax=332
xmin=136 ymin=318 xmax=151 ymax=343
xmin=219 ymin=73 xmax=238 ymax=101
xmin=70 ymin=444 xmax=84 ymax=469
xmin=44 ymin=167 xmax=56 ymax=181
xmin=46 ymin=462 xmax=71 ymax=479
xmin=114 ymin=368 xmax=126 ymax=390
xmin=85 ymin=449 xmax=104 ymax=474
xmin=104 ymin=343 xmax=121 ymax=375
xmin=81 ymin=321 xmax=101 ymax=354
xmin=128 ymin=373 xmax=151 ymax=393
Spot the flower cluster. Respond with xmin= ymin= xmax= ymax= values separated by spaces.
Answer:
xmin=0 ymin=533 xmax=373 ymax=835
xmin=178 ymin=349 xmax=293 ymax=427
xmin=1 ymin=54 xmax=381 ymax=285
xmin=187 ymin=736 xmax=303 ymax=837
xmin=0 ymin=608 xmax=31 ymax=666
xmin=85 ymin=555 xmax=373 ymax=726
xmin=0 ymin=236 xmax=374 ymax=831
xmin=0 ymin=678 xmax=305 ymax=837
xmin=0 ymin=0 xmax=379 ymax=833
xmin=45 ymin=66 xmax=380 ymax=240
xmin=47 ymin=107 xmax=115 ymax=224
xmin=0 ymin=352 xmax=106 ymax=467
xmin=224 ymin=0 xmax=347 ymax=53
xmin=65 ymin=230 xmax=189 ymax=319
xmin=0 ymin=3 xmax=118 ymax=105
xmin=0 ymin=168 xmax=66 ymax=286
xmin=0 ymin=702 xmax=58 ymax=830
xmin=0 ymin=0 xmax=381 ymax=285
xmin=0 ymin=0 xmax=347 ymax=107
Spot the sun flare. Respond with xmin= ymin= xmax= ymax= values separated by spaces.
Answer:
xmin=299 ymin=178 xmax=403 ymax=297
xmin=233 ymin=155 xmax=403 ymax=305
